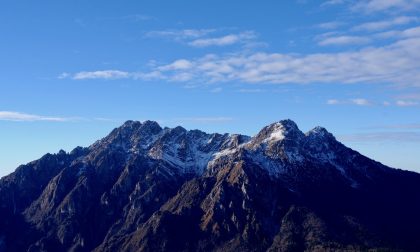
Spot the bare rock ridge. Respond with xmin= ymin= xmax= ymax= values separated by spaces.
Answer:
xmin=1 ymin=119 xmax=420 ymax=252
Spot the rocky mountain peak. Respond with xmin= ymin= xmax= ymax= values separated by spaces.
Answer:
xmin=1 ymin=119 xmax=420 ymax=252
xmin=90 ymin=120 xmax=163 ymax=152
xmin=120 ymin=119 xmax=141 ymax=128
xmin=250 ymin=119 xmax=304 ymax=148
xmin=168 ymin=125 xmax=187 ymax=136
xmin=306 ymin=126 xmax=335 ymax=140
xmin=141 ymin=120 xmax=162 ymax=132
xmin=115 ymin=120 xmax=162 ymax=137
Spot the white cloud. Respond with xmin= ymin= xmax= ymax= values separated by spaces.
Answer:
xmin=396 ymin=100 xmax=419 ymax=106
xmin=73 ymin=70 xmax=130 ymax=80
xmin=327 ymin=99 xmax=341 ymax=105
xmin=132 ymin=71 xmax=165 ymax=80
xmin=311 ymin=25 xmax=420 ymax=48
xmin=351 ymin=98 xmax=371 ymax=106
xmin=146 ymin=29 xmax=257 ymax=48
xmin=317 ymin=21 xmax=345 ymax=29
xmin=170 ymin=72 xmax=193 ymax=82
xmin=339 ymin=131 xmax=420 ymax=142
xmin=189 ymin=34 xmax=239 ymax=47
xmin=65 ymin=35 xmax=420 ymax=88
xmin=0 ymin=112 xmax=125 ymax=123
xmin=58 ymin=72 xmax=70 ymax=79
xmin=321 ymin=0 xmax=345 ymax=7
xmin=370 ymin=123 xmax=420 ymax=129
xmin=157 ymin=59 xmax=193 ymax=71
xmin=396 ymin=93 xmax=420 ymax=100
xmin=353 ymin=16 xmax=418 ymax=31
xmin=154 ymin=37 xmax=420 ymax=86
xmin=188 ymin=31 xmax=256 ymax=47
xmin=401 ymin=25 xmax=420 ymax=37
xmin=374 ymin=25 xmax=420 ymax=39
xmin=327 ymin=99 xmax=371 ymax=106
xmin=318 ymin=35 xmax=371 ymax=46
xmin=100 ymin=14 xmax=155 ymax=23
xmin=327 ymin=99 xmax=420 ymax=107
xmin=352 ymin=0 xmax=420 ymax=13
xmin=238 ymin=88 xmax=265 ymax=93
xmin=145 ymin=29 xmax=216 ymax=40
xmin=0 ymin=111 xmax=72 ymax=122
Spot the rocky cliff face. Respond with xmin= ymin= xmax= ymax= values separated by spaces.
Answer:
xmin=1 ymin=120 xmax=420 ymax=252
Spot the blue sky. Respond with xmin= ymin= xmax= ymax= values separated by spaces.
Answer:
xmin=1 ymin=0 xmax=420 ymax=177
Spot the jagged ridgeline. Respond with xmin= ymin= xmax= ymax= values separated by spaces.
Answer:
xmin=1 ymin=120 xmax=420 ymax=252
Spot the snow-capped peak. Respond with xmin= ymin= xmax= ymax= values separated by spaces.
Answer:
xmin=88 ymin=119 xmax=351 ymax=180
xmin=264 ymin=123 xmax=286 ymax=142
xmin=307 ymin=126 xmax=329 ymax=136
xmin=249 ymin=119 xmax=303 ymax=147
xmin=305 ymin=126 xmax=336 ymax=143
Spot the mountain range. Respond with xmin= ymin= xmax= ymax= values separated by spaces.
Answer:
xmin=1 ymin=119 xmax=420 ymax=251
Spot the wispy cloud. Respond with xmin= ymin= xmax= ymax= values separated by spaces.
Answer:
xmin=238 ymin=88 xmax=265 ymax=93
xmin=327 ymin=98 xmax=371 ymax=106
xmin=373 ymin=25 xmax=420 ymax=39
xmin=99 ymin=14 xmax=155 ymax=22
xmin=157 ymin=59 xmax=193 ymax=71
xmin=188 ymin=31 xmax=256 ymax=47
xmin=351 ymin=98 xmax=371 ymax=106
xmin=327 ymin=99 xmax=419 ymax=107
xmin=63 ymin=6 xmax=420 ymax=90
xmin=396 ymin=100 xmax=419 ymax=106
xmin=0 ymin=111 xmax=74 ymax=122
xmin=366 ymin=123 xmax=420 ymax=129
xmin=396 ymin=93 xmax=420 ymax=100
xmin=152 ymin=37 xmax=420 ymax=86
xmin=316 ymin=25 xmax=420 ymax=46
xmin=352 ymin=0 xmax=420 ymax=13
xmin=64 ymin=35 xmax=420 ymax=87
xmin=317 ymin=21 xmax=345 ymax=29
xmin=318 ymin=35 xmax=371 ymax=46
xmin=72 ymin=70 xmax=130 ymax=80
xmin=352 ymin=16 xmax=418 ymax=31
xmin=339 ymin=132 xmax=420 ymax=142
xmin=58 ymin=72 xmax=70 ymax=79
xmin=321 ymin=0 xmax=346 ymax=7
xmin=145 ymin=29 xmax=216 ymax=41
xmin=0 ymin=111 xmax=121 ymax=123
xmin=327 ymin=99 xmax=341 ymax=105
xmin=145 ymin=29 xmax=257 ymax=48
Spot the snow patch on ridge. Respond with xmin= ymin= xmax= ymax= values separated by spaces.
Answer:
xmin=264 ymin=122 xmax=286 ymax=143
xmin=88 ymin=120 xmax=365 ymax=188
xmin=247 ymin=148 xmax=286 ymax=176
